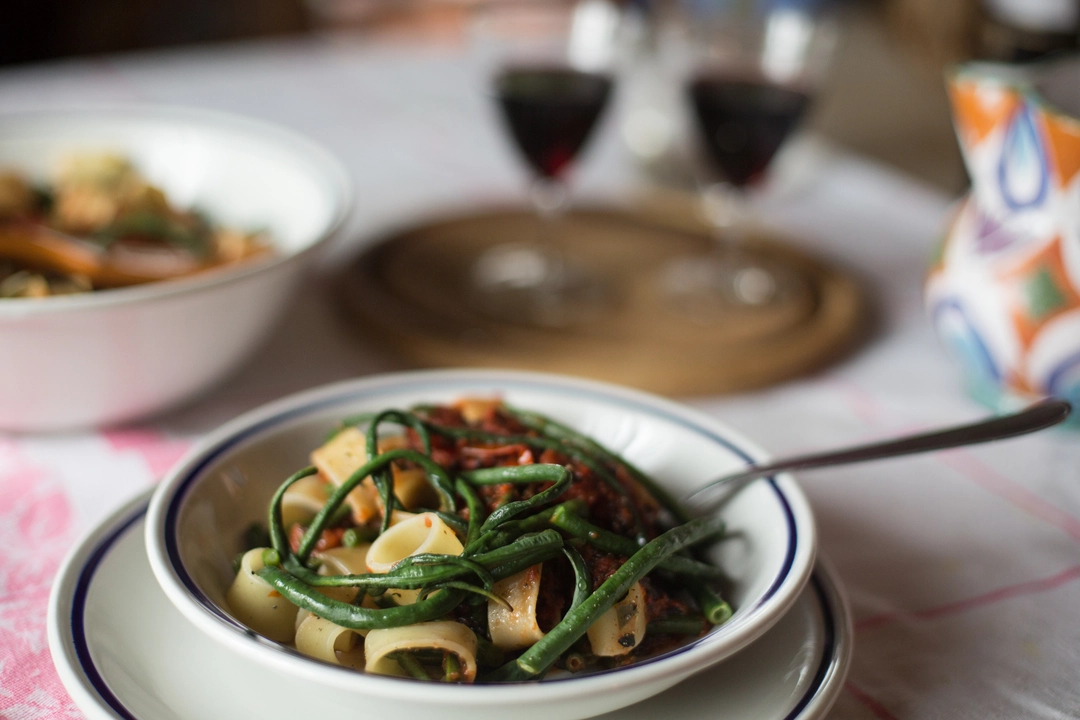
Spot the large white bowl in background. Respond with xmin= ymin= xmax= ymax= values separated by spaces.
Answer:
xmin=0 ymin=106 xmax=352 ymax=432
xmin=145 ymin=369 xmax=817 ymax=720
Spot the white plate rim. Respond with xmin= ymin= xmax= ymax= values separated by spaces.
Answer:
xmin=49 ymin=489 xmax=848 ymax=720
xmin=144 ymin=369 xmax=818 ymax=703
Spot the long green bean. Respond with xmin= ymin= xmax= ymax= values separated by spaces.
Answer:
xmin=562 ymin=545 xmax=590 ymax=615
xmin=256 ymin=565 xmax=466 ymax=630
xmin=295 ymin=448 xmax=455 ymax=563
xmin=647 ymin=615 xmax=708 ymax=635
xmin=477 ymin=465 xmax=571 ymax=533
xmin=418 ymin=581 xmax=510 ymax=610
xmin=474 ymin=531 xmax=566 ymax=581
xmin=417 ymin=418 xmax=648 ymax=543
xmin=367 ymin=410 xmax=434 ymax=533
xmin=548 ymin=505 xmax=725 ymax=578
xmin=687 ymin=580 xmax=733 ymax=625
xmin=366 ymin=409 xmax=433 ymax=455
xmin=460 ymin=463 xmax=567 ymax=486
xmin=443 ymin=651 xmax=461 ymax=682
xmin=485 ymin=514 xmax=726 ymax=681
xmin=505 ymin=406 xmax=690 ymax=524
xmin=469 ymin=499 xmax=587 ymax=554
xmin=266 ymin=465 xmax=319 ymax=557
xmin=431 ymin=511 xmax=469 ymax=539
xmin=400 ymin=554 xmax=495 ymax=590
xmin=455 ymin=478 xmax=486 ymax=545
xmin=392 ymin=651 xmax=431 ymax=681
xmin=282 ymin=529 xmax=564 ymax=590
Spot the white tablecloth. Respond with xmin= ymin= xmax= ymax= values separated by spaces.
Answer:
xmin=2 ymin=35 xmax=1078 ymax=720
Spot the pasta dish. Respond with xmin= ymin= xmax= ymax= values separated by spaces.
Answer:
xmin=226 ymin=399 xmax=731 ymax=682
xmin=0 ymin=154 xmax=270 ymax=298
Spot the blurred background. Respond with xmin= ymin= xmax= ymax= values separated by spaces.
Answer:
xmin=3 ymin=0 xmax=1077 ymax=193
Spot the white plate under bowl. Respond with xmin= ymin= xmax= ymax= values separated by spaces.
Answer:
xmin=144 ymin=370 xmax=817 ymax=720
xmin=50 ymin=490 xmax=849 ymax=720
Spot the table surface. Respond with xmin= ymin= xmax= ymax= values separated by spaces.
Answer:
xmin=2 ymin=34 xmax=1079 ymax=720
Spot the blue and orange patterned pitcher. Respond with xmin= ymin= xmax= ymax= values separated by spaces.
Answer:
xmin=928 ymin=56 xmax=1080 ymax=415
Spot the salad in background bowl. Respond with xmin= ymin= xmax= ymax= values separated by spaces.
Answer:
xmin=0 ymin=105 xmax=351 ymax=431
xmin=0 ymin=152 xmax=272 ymax=298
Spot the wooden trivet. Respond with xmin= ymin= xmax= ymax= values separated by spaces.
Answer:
xmin=335 ymin=206 xmax=865 ymax=397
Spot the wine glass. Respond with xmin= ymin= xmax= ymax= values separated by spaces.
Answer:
xmin=470 ymin=0 xmax=621 ymax=327
xmin=661 ymin=0 xmax=835 ymax=314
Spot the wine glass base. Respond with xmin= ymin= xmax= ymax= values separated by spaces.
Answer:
xmin=660 ymin=251 xmax=810 ymax=322
xmin=469 ymin=241 xmax=611 ymax=328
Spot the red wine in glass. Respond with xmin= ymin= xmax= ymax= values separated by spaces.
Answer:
xmin=495 ymin=66 xmax=613 ymax=179
xmin=689 ymin=75 xmax=811 ymax=187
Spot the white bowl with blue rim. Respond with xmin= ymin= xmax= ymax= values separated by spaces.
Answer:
xmin=144 ymin=370 xmax=817 ymax=720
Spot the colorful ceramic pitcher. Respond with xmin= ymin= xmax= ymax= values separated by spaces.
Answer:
xmin=928 ymin=56 xmax=1080 ymax=415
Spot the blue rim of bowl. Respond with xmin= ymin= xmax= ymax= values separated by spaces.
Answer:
xmin=71 ymin=500 xmax=834 ymax=720
xmin=160 ymin=376 xmax=800 ymax=683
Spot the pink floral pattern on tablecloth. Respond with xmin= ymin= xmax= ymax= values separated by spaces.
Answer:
xmin=0 ymin=440 xmax=81 ymax=720
xmin=102 ymin=430 xmax=193 ymax=479
xmin=0 ymin=431 xmax=191 ymax=720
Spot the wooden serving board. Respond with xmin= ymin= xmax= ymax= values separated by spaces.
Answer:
xmin=335 ymin=206 xmax=866 ymax=397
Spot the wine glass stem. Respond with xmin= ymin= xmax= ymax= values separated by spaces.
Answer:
xmin=529 ymin=176 xmax=570 ymax=287
xmin=700 ymin=182 xmax=779 ymax=305
xmin=701 ymin=181 xmax=749 ymax=250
